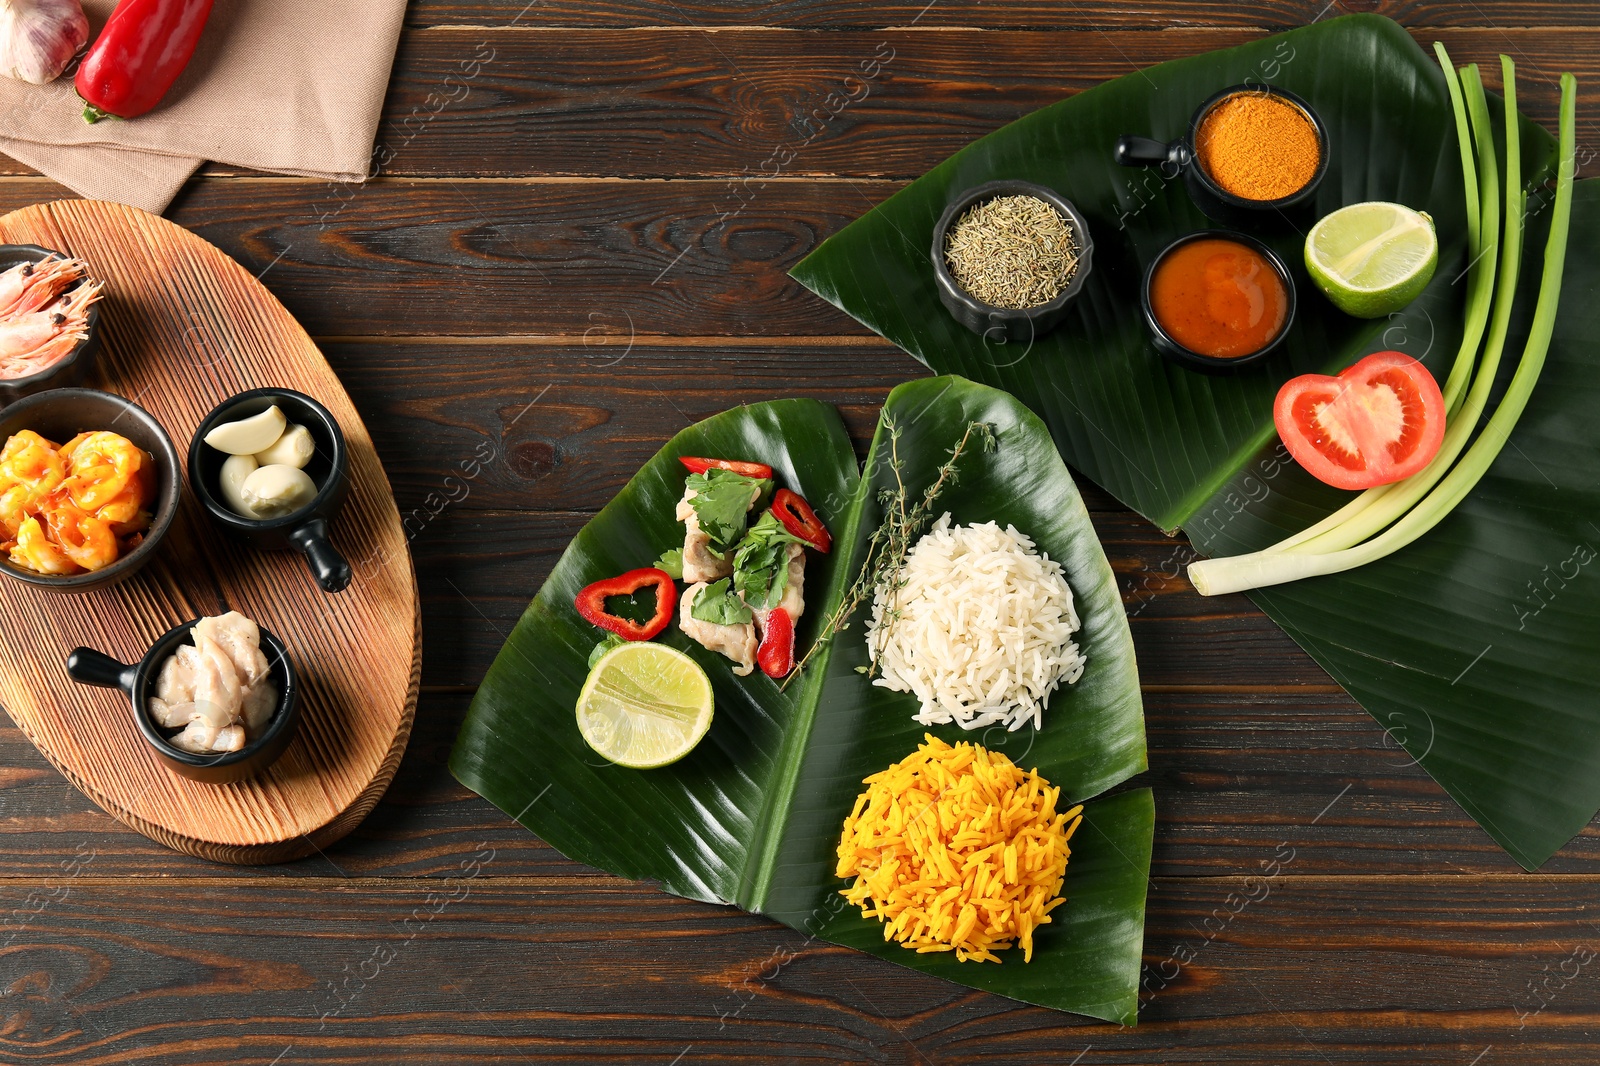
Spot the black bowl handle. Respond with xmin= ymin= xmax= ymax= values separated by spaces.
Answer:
xmin=67 ymin=648 xmax=140 ymax=694
xmin=288 ymin=517 xmax=352 ymax=593
xmin=1115 ymin=135 xmax=1190 ymax=171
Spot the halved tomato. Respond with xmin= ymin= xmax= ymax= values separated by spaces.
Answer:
xmin=679 ymin=456 xmax=773 ymax=479
xmin=1273 ymin=350 xmax=1446 ymax=491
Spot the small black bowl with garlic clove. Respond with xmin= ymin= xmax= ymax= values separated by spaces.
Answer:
xmin=189 ymin=389 xmax=353 ymax=593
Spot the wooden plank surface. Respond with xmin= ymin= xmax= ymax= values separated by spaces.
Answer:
xmin=0 ymin=875 xmax=1596 ymax=1063
xmin=0 ymin=1 xmax=1594 ymax=1061
xmin=0 ymin=26 xmax=1591 ymax=179
xmin=401 ymin=1 xmax=1600 ymax=28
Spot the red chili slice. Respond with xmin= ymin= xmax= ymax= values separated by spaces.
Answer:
xmin=757 ymin=607 xmax=795 ymax=678
xmin=771 ymin=488 xmax=831 ymax=553
xmin=574 ymin=567 xmax=675 ymax=641
xmin=680 ymin=456 xmax=773 ymax=479
xmin=1273 ymin=350 xmax=1446 ymax=491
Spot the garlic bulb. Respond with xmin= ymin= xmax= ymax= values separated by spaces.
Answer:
xmin=0 ymin=0 xmax=88 ymax=85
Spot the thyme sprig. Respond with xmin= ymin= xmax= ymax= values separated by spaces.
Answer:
xmin=785 ymin=418 xmax=996 ymax=688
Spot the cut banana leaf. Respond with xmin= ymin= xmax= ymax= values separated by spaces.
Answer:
xmin=451 ymin=377 xmax=1152 ymax=1023
xmin=790 ymin=14 xmax=1597 ymax=868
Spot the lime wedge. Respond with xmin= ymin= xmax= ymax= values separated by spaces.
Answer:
xmin=1305 ymin=201 xmax=1438 ymax=319
xmin=576 ymin=642 xmax=714 ymax=769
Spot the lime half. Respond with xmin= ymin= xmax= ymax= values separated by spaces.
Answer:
xmin=1305 ymin=201 xmax=1438 ymax=319
xmin=576 ymin=641 xmax=714 ymax=769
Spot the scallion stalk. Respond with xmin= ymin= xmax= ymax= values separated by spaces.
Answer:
xmin=1188 ymin=65 xmax=1577 ymax=598
xmin=1261 ymin=49 xmax=1500 ymax=556
xmin=1281 ymin=56 xmax=1522 ymax=556
xmin=1437 ymin=46 xmax=1488 ymax=416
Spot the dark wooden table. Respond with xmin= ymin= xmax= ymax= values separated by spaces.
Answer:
xmin=0 ymin=2 xmax=1596 ymax=1062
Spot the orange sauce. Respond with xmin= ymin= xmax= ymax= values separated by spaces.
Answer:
xmin=1149 ymin=238 xmax=1288 ymax=359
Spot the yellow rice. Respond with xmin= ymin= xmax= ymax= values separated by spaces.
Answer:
xmin=834 ymin=734 xmax=1083 ymax=963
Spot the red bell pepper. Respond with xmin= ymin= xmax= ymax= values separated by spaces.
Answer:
xmin=771 ymin=489 xmax=831 ymax=553
xmin=76 ymin=0 xmax=215 ymax=124
xmin=575 ymin=567 xmax=675 ymax=641
xmin=680 ymin=456 xmax=773 ymax=479
xmin=757 ymin=607 xmax=794 ymax=678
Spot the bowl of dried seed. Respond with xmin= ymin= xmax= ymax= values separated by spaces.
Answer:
xmin=931 ymin=180 xmax=1094 ymax=344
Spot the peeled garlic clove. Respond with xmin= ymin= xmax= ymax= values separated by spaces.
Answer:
xmin=219 ymin=453 xmax=258 ymax=516
xmin=253 ymin=423 xmax=314 ymax=469
xmin=240 ymin=464 xmax=317 ymax=519
xmin=0 ymin=0 xmax=89 ymax=85
xmin=205 ymin=405 xmax=286 ymax=456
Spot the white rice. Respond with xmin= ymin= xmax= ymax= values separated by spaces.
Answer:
xmin=865 ymin=514 xmax=1085 ymax=732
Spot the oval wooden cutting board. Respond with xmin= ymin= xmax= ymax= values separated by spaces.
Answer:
xmin=0 ymin=200 xmax=419 ymax=864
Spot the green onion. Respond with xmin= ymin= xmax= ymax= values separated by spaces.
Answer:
xmin=1281 ymin=56 xmax=1521 ymax=556
xmin=1262 ymin=50 xmax=1501 ymax=556
xmin=1188 ymin=61 xmax=1577 ymax=597
xmin=1437 ymin=47 xmax=1489 ymax=416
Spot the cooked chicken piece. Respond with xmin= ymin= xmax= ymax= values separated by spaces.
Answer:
xmin=148 ymin=644 xmax=204 ymax=726
xmin=241 ymin=680 xmax=278 ymax=732
xmin=676 ymin=481 xmax=762 ymax=584
xmin=193 ymin=631 xmax=244 ymax=713
xmin=679 ymin=582 xmax=756 ymax=676
xmin=147 ymin=611 xmax=279 ymax=750
xmin=195 ymin=612 xmax=270 ymax=688
xmin=148 ymin=691 xmax=232 ymax=732
xmin=676 ymin=488 xmax=732 ymax=583
xmin=169 ymin=718 xmax=247 ymax=754
xmin=777 ymin=544 xmax=805 ymax=621
xmin=752 ymin=544 xmax=806 ymax=630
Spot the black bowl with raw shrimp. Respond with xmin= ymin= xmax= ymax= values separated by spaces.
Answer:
xmin=0 ymin=245 xmax=103 ymax=404
xmin=0 ymin=388 xmax=181 ymax=593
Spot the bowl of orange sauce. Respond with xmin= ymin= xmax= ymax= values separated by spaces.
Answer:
xmin=1140 ymin=231 xmax=1295 ymax=373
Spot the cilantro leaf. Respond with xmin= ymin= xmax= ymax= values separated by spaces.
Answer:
xmin=691 ymin=577 xmax=753 ymax=626
xmin=733 ymin=510 xmax=805 ymax=612
xmin=686 ymin=469 xmax=769 ymax=554
xmin=653 ymin=548 xmax=684 ymax=580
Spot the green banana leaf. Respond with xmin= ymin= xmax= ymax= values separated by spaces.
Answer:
xmin=451 ymin=377 xmax=1152 ymax=1023
xmin=789 ymin=13 xmax=1598 ymax=868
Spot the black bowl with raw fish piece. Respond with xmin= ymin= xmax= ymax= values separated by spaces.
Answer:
xmin=0 ymin=245 xmax=104 ymax=404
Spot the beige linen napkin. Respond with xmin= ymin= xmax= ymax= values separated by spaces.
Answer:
xmin=0 ymin=0 xmax=406 ymax=214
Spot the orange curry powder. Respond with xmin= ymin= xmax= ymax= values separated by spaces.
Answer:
xmin=1195 ymin=92 xmax=1320 ymax=201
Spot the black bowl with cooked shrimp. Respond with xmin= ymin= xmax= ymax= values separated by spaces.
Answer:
xmin=0 ymin=388 xmax=181 ymax=593
xmin=0 ymin=245 xmax=103 ymax=404
xmin=65 ymin=617 xmax=300 ymax=784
